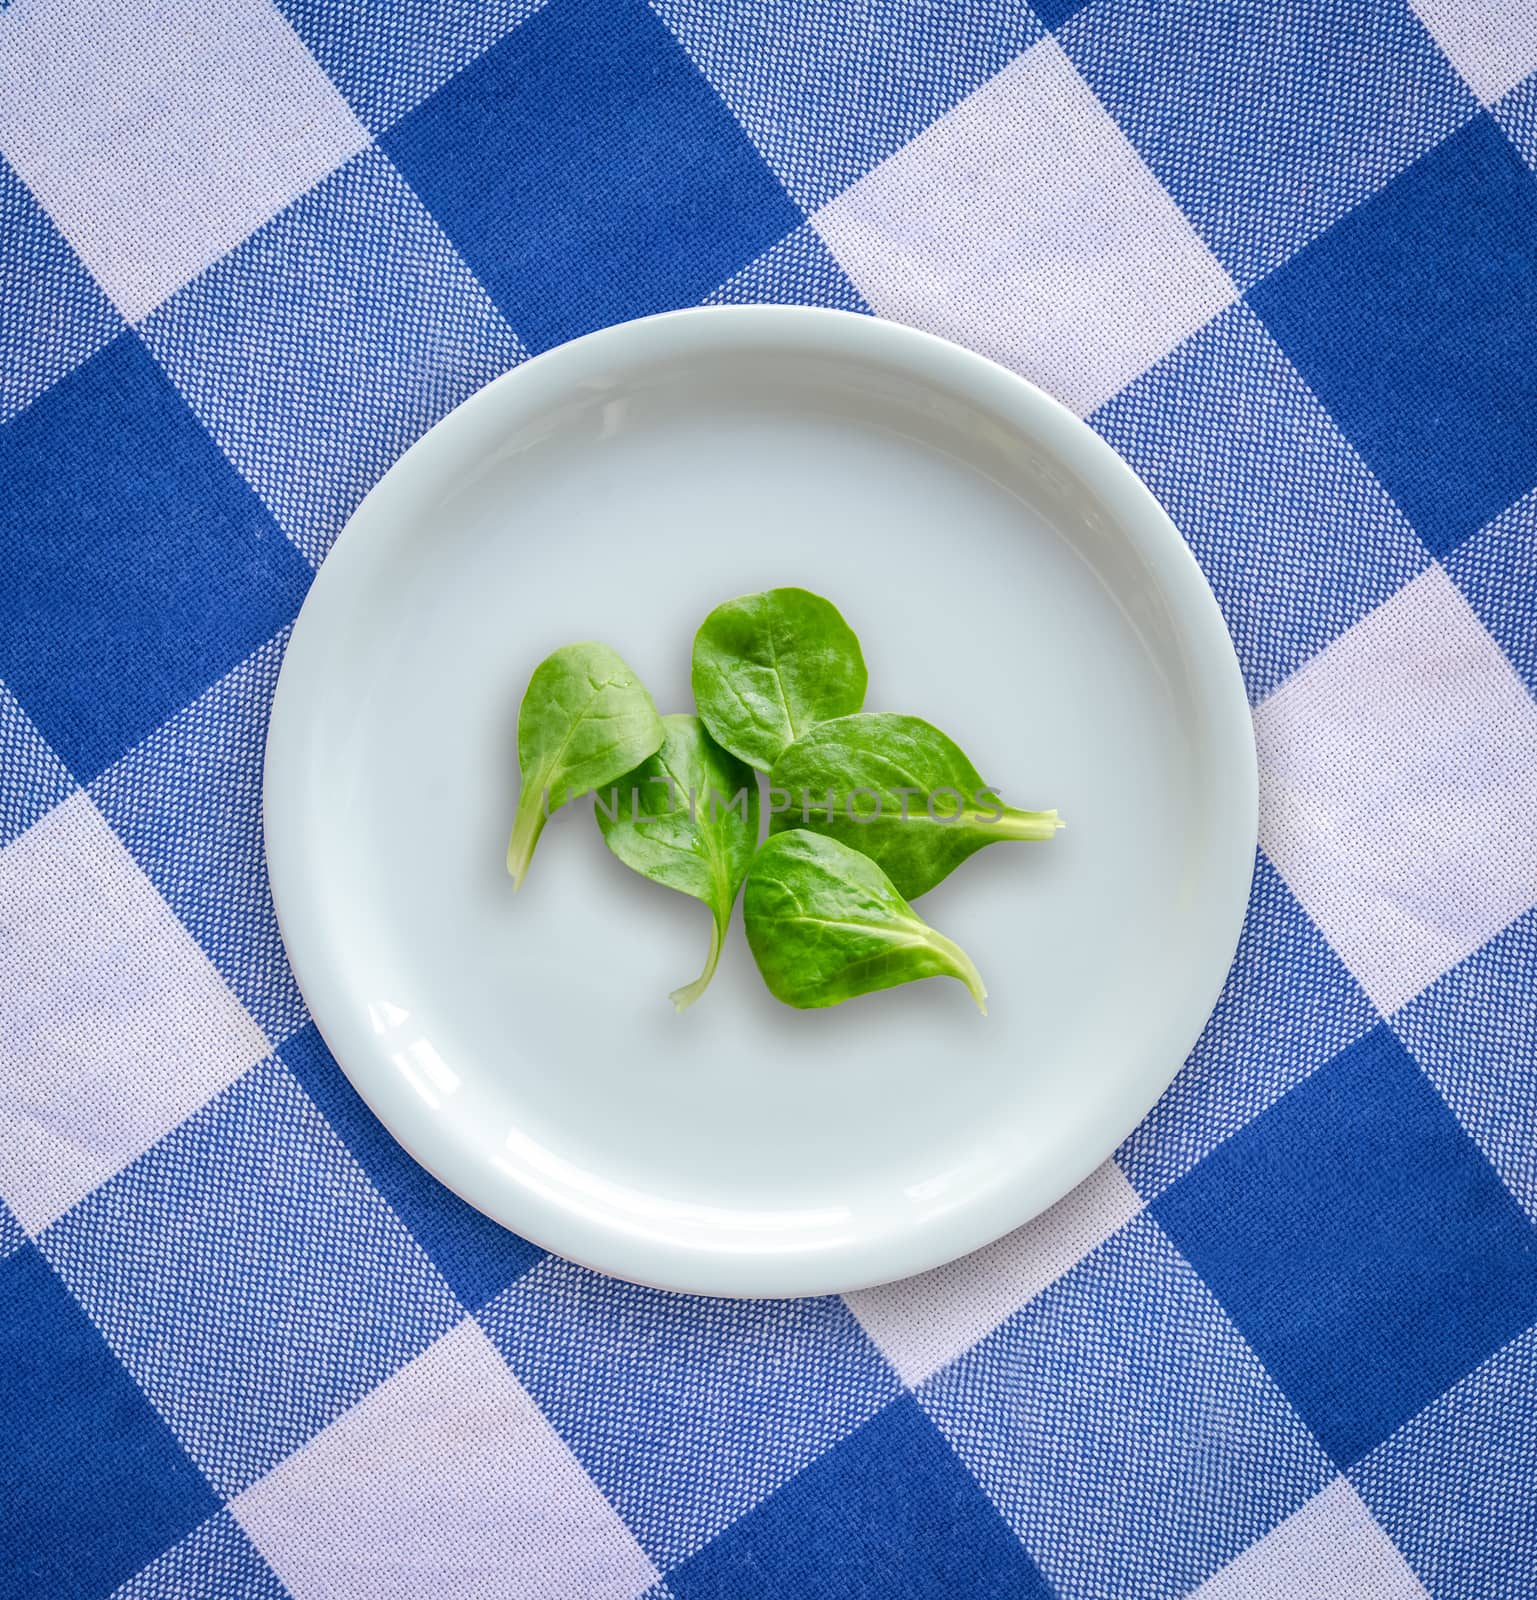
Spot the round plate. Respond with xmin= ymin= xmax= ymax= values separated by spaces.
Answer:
xmin=264 ymin=306 xmax=1255 ymax=1298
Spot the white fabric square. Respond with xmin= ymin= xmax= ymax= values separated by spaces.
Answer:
xmin=0 ymin=792 xmax=269 ymax=1232
xmin=1191 ymin=1478 xmax=1429 ymax=1600
xmin=1410 ymin=0 xmax=1537 ymax=104
xmin=845 ymin=1160 xmax=1141 ymax=1385
xmin=1256 ymin=566 xmax=1537 ymax=1015
xmin=233 ymin=1318 xmax=658 ymax=1600
xmin=814 ymin=37 xmax=1236 ymax=415
xmin=0 ymin=0 xmax=367 ymax=321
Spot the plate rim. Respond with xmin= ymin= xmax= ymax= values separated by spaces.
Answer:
xmin=263 ymin=304 xmax=1257 ymax=1298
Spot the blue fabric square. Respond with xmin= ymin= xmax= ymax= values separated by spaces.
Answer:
xmin=1032 ymin=0 xmax=1090 ymax=29
xmin=1249 ymin=115 xmax=1537 ymax=557
xmin=1395 ymin=906 xmax=1537 ymax=1225
xmin=1153 ymin=1025 xmax=1537 ymax=1468
xmin=1061 ymin=0 xmax=1473 ymax=290
xmin=481 ymin=1258 xmax=900 ymax=1568
xmin=0 ymin=1243 xmax=217 ymax=1600
xmin=112 ymin=1512 xmax=287 ymax=1600
xmin=1352 ymin=1323 xmax=1537 ymax=1600
xmin=1117 ymin=852 xmax=1378 ymax=1198
xmin=89 ymin=630 xmax=303 ymax=1045
xmin=652 ymin=0 xmax=1042 ymax=211
xmin=1444 ymin=485 xmax=1537 ymax=705
xmin=41 ymin=1056 xmax=461 ymax=1497
xmin=0 ymin=153 xmax=121 ymax=424
xmin=668 ymin=1395 xmax=1053 ymax=1600
xmin=0 ymin=334 xmax=310 ymax=781
xmin=282 ymin=1022 xmax=543 ymax=1312
xmin=381 ymin=0 xmax=802 ymax=352
xmin=707 ymin=222 xmax=870 ymax=312
xmin=0 ymin=680 xmax=76 ymax=852
xmin=142 ymin=149 xmax=524 ymax=567
xmin=275 ymin=0 xmax=545 ymax=131
xmin=921 ymin=1214 xmax=1332 ymax=1600
xmin=1092 ymin=304 xmax=1429 ymax=703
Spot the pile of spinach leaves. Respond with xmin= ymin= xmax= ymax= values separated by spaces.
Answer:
xmin=508 ymin=588 xmax=1059 ymax=1013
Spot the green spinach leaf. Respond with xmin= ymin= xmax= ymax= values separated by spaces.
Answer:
xmin=769 ymin=712 xmax=1060 ymax=899
xmin=506 ymin=642 xmax=664 ymax=890
xmin=597 ymin=714 xmax=761 ymax=1011
xmin=691 ymin=587 xmax=868 ymax=771
xmin=744 ymin=830 xmax=986 ymax=1011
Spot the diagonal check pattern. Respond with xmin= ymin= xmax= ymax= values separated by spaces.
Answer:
xmin=3 ymin=0 xmax=1537 ymax=1595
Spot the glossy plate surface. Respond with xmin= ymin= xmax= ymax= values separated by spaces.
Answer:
xmin=264 ymin=307 xmax=1255 ymax=1297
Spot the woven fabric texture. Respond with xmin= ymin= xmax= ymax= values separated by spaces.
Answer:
xmin=4 ymin=1 xmax=1537 ymax=1596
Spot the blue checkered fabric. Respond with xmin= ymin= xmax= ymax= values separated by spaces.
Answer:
xmin=4 ymin=2 xmax=1537 ymax=1596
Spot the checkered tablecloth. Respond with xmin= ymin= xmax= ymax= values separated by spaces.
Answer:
xmin=5 ymin=1 xmax=1537 ymax=1596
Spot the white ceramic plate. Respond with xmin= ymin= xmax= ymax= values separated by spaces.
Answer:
xmin=264 ymin=307 xmax=1255 ymax=1298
